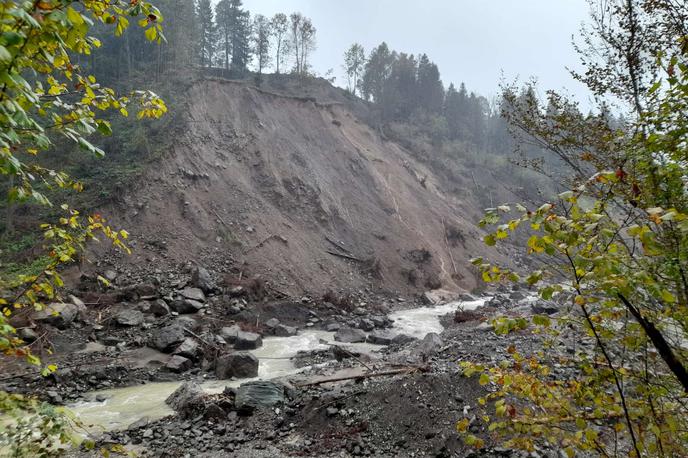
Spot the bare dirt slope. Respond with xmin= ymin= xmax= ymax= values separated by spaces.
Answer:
xmin=98 ymin=78 xmax=501 ymax=295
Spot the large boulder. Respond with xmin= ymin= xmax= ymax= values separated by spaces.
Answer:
xmin=391 ymin=334 xmax=417 ymax=345
xmin=191 ymin=266 xmax=216 ymax=293
xmin=150 ymin=299 xmax=170 ymax=317
xmin=32 ymin=303 xmax=78 ymax=330
xmin=180 ymin=287 xmax=205 ymax=302
xmin=165 ymin=382 xmax=203 ymax=417
xmin=334 ymin=327 xmax=366 ymax=343
xmin=273 ymin=324 xmax=298 ymax=337
xmin=412 ymin=332 xmax=443 ymax=358
xmin=356 ymin=318 xmax=375 ymax=332
xmin=234 ymin=331 xmax=263 ymax=350
xmin=169 ymin=299 xmax=204 ymax=314
xmin=114 ymin=309 xmax=144 ymax=327
xmin=173 ymin=338 xmax=201 ymax=360
xmin=219 ymin=325 xmax=241 ymax=343
xmin=215 ymin=352 xmax=259 ymax=379
xmin=166 ymin=355 xmax=193 ymax=373
xmin=235 ymin=381 xmax=285 ymax=414
xmin=366 ymin=330 xmax=393 ymax=345
xmin=151 ymin=324 xmax=186 ymax=352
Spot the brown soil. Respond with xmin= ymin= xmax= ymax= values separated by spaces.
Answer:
xmin=91 ymin=77 xmax=508 ymax=296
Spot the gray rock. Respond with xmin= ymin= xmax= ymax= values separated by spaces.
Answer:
xmin=265 ymin=318 xmax=280 ymax=329
xmin=180 ymin=287 xmax=205 ymax=302
xmin=227 ymin=305 xmax=242 ymax=315
xmin=326 ymin=407 xmax=339 ymax=417
xmin=134 ymin=283 xmax=157 ymax=297
xmin=273 ymin=324 xmax=297 ymax=337
xmin=115 ymin=309 xmax=144 ymax=327
xmin=235 ymin=381 xmax=285 ymax=414
xmin=151 ymin=324 xmax=186 ymax=352
xmin=366 ymin=330 xmax=393 ymax=345
xmin=353 ymin=307 xmax=367 ymax=316
xmin=422 ymin=291 xmax=440 ymax=305
xmin=413 ymin=332 xmax=443 ymax=357
xmin=357 ymin=318 xmax=375 ymax=332
xmin=18 ymin=327 xmax=38 ymax=342
xmin=215 ymin=352 xmax=259 ymax=379
xmin=32 ymin=303 xmax=78 ymax=330
xmin=173 ymin=315 xmax=200 ymax=331
xmin=234 ymin=331 xmax=263 ymax=350
xmin=391 ymin=334 xmax=416 ymax=345
xmin=325 ymin=322 xmax=341 ymax=332
xmin=150 ymin=299 xmax=170 ymax=317
xmin=191 ymin=266 xmax=216 ymax=293
xmin=334 ymin=327 xmax=366 ymax=343
xmin=228 ymin=286 xmax=245 ymax=298
xmin=174 ymin=338 xmax=200 ymax=360
xmin=103 ymin=270 xmax=118 ymax=281
xmin=219 ymin=325 xmax=241 ymax=343
xmin=169 ymin=298 xmax=203 ymax=314
xmin=166 ymin=382 xmax=203 ymax=416
xmin=531 ymin=302 xmax=558 ymax=315
xmin=371 ymin=316 xmax=387 ymax=328
xmin=166 ymin=355 xmax=192 ymax=373
xmin=509 ymin=291 xmax=526 ymax=301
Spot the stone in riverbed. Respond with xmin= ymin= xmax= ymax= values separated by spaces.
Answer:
xmin=174 ymin=338 xmax=200 ymax=360
xmin=32 ymin=303 xmax=78 ymax=329
xmin=215 ymin=352 xmax=259 ymax=379
xmin=219 ymin=325 xmax=241 ymax=343
xmin=366 ymin=330 xmax=393 ymax=345
xmin=150 ymin=299 xmax=170 ymax=317
xmin=412 ymin=332 xmax=443 ymax=357
xmin=151 ymin=324 xmax=186 ymax=352
xmin=391 ymin=333 xmax=416 ymax=345
xmin=180 ymin=287 xmax=205 ymax=302
xmin=115 ymin=309 xmax=144 ymax=327
xmin=235 ymin=381 xmax=285 ymax=414
xmin=273 ymin=324 xmax=297 ymax=337
xmin=169 ymin=299 xmax=204 ymax=314
xmin=234 ymin=331 xmax=263 ymax=350
xmin=265 ymin=318 xmax=280 ymax=330
xmin=334 ymin=327 xmax=366 ymax=343
xmin=166 ymin=382 xmax=204 ymax=417
xmin=191 ymin=266 xmax=216 ymax=293
xmin=166 ymin=355 xmax=193 ymax=373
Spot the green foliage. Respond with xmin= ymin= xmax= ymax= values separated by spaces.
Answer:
xmin=0 ymin=391 xmax=80 ymax=457
xmin=459 ymin=4 xmax=688 ymax=456
xmin=0 ymin=1 xmax=168 ymax=454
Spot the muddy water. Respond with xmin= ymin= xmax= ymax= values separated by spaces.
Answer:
xmin=70 ymin=299 xmax=487 ymax=432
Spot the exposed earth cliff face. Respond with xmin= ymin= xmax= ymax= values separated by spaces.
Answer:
xmin=95 ymin=77 xmax=505 ymax=296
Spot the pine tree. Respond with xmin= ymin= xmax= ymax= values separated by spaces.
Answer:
xmin=196 ymin=0 xmax=215 ymax=67
xmin=416 ymin=54 xmax=444 ymax=114
xmin=361 ymin=42 xmax=394 ymax=104
xmin=216 ymin=0 xmax=251 ymax=73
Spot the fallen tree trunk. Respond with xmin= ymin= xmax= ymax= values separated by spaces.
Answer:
xmin=296 ymin=366 xmax=429 ymax=387
xmin=325 ymin=250 xmax=363 ymax=262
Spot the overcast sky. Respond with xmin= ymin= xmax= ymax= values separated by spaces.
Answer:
xmin=237 ymin=0 xmax=593 ymax=104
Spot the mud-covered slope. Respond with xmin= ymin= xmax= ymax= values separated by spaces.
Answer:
xmin=99 ymin=78 xmax=501 ymax=294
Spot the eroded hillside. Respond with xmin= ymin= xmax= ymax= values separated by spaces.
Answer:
xmin=96 ymin=77 xmax=507 ymax=295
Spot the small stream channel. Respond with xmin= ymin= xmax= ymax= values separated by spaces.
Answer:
xmin=69 ymin=298 xmax=488 ymax=432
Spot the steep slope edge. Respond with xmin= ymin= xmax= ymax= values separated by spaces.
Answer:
xmin=97 ymin=79 xmax=500 ymax=294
